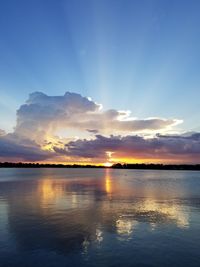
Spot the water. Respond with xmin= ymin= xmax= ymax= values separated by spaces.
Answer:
xmin=0 ymin=168 xmax=200 ymax=267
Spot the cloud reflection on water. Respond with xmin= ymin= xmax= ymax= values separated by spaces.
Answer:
xmin=0 ymin=169 xmax=193 ymax=255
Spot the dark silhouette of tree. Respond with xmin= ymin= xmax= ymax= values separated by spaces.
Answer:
xmin=0 ymin=162 xmax=200 ymax=170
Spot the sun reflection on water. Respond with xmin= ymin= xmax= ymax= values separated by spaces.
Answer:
xmin=105 ymin=168 xmax=112 ymax=195
xmin=39 ymin=179 xmax=64 ymax=205
xmin=0 ymin=168 xmax=198 ymax=267
xmin=35 ymin=171 xmax=189 ymax=243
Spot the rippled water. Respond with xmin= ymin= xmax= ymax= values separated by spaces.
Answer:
xmin=0 ymin=168 xmax=200 ymax=267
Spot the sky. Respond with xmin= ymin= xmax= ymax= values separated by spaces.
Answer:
xmin=0 ymin=0 xmax=200 ymax=164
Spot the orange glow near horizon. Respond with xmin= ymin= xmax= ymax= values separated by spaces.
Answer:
xmin=34 ymin=155 xmax=195 ymax=166
xmin=35 ymin=158 xmax=192 ymax=166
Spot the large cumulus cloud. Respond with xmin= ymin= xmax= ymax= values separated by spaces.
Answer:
xmin=0 ymin=91 xmax=199 ymax=163
xmin=15 ymin=92 xmax=101 ymax=142
xmin=15 ymin=92 xmax=181 ymax=143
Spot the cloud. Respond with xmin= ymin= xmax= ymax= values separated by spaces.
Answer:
xmin=1 ymin=91 xmax=198 ymax=163
xmin=15 ymin=92 xmax=101 ymax=142
xmin=62 ymin=133 xmax=200 ymax=163
xmin=15 ymin=92 xmax=181 ymax=145
xmin=0 ymin=129 xmax=6 ymax=136
xmin=86 ymin=129 xmax=99 ymax=134
xmin=0 ymin=133 xmax=52 ymax=162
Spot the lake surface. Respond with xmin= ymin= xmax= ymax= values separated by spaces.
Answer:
xmin=0 ymin=168 xmax=200 ymax=267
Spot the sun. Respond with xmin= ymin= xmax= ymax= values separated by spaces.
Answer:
xmin=104 ymin=162 xmax=112 ymax=167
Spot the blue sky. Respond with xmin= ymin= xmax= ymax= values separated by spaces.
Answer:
xmin=0 ymin=0 xmax=200 ymax=132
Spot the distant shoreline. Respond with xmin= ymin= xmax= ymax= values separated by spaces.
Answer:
xmin=1 ymin=162 xmax=200 ymax=170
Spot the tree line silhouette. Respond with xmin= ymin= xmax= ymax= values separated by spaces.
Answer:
xmin=0 ymin=162 xmax=200 ymax=170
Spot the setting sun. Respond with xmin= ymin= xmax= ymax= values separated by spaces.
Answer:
xmin=104 ymin=162 xmax=112 ymax=167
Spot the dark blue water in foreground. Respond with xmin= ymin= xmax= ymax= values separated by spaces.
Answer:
xmin=0 ymin=168 xmax=200 ymax=267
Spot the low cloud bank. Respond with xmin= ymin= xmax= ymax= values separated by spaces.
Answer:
xmin=62 ymin=133 xmax=200 ymax=162
xmin=0 ymin=133 xmax=51 ymax=162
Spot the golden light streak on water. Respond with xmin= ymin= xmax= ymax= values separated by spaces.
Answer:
xmin=105 ymin=168 xmax=112 ymax=194
xmin=39 ymin=179 xmax=64 ymax=204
